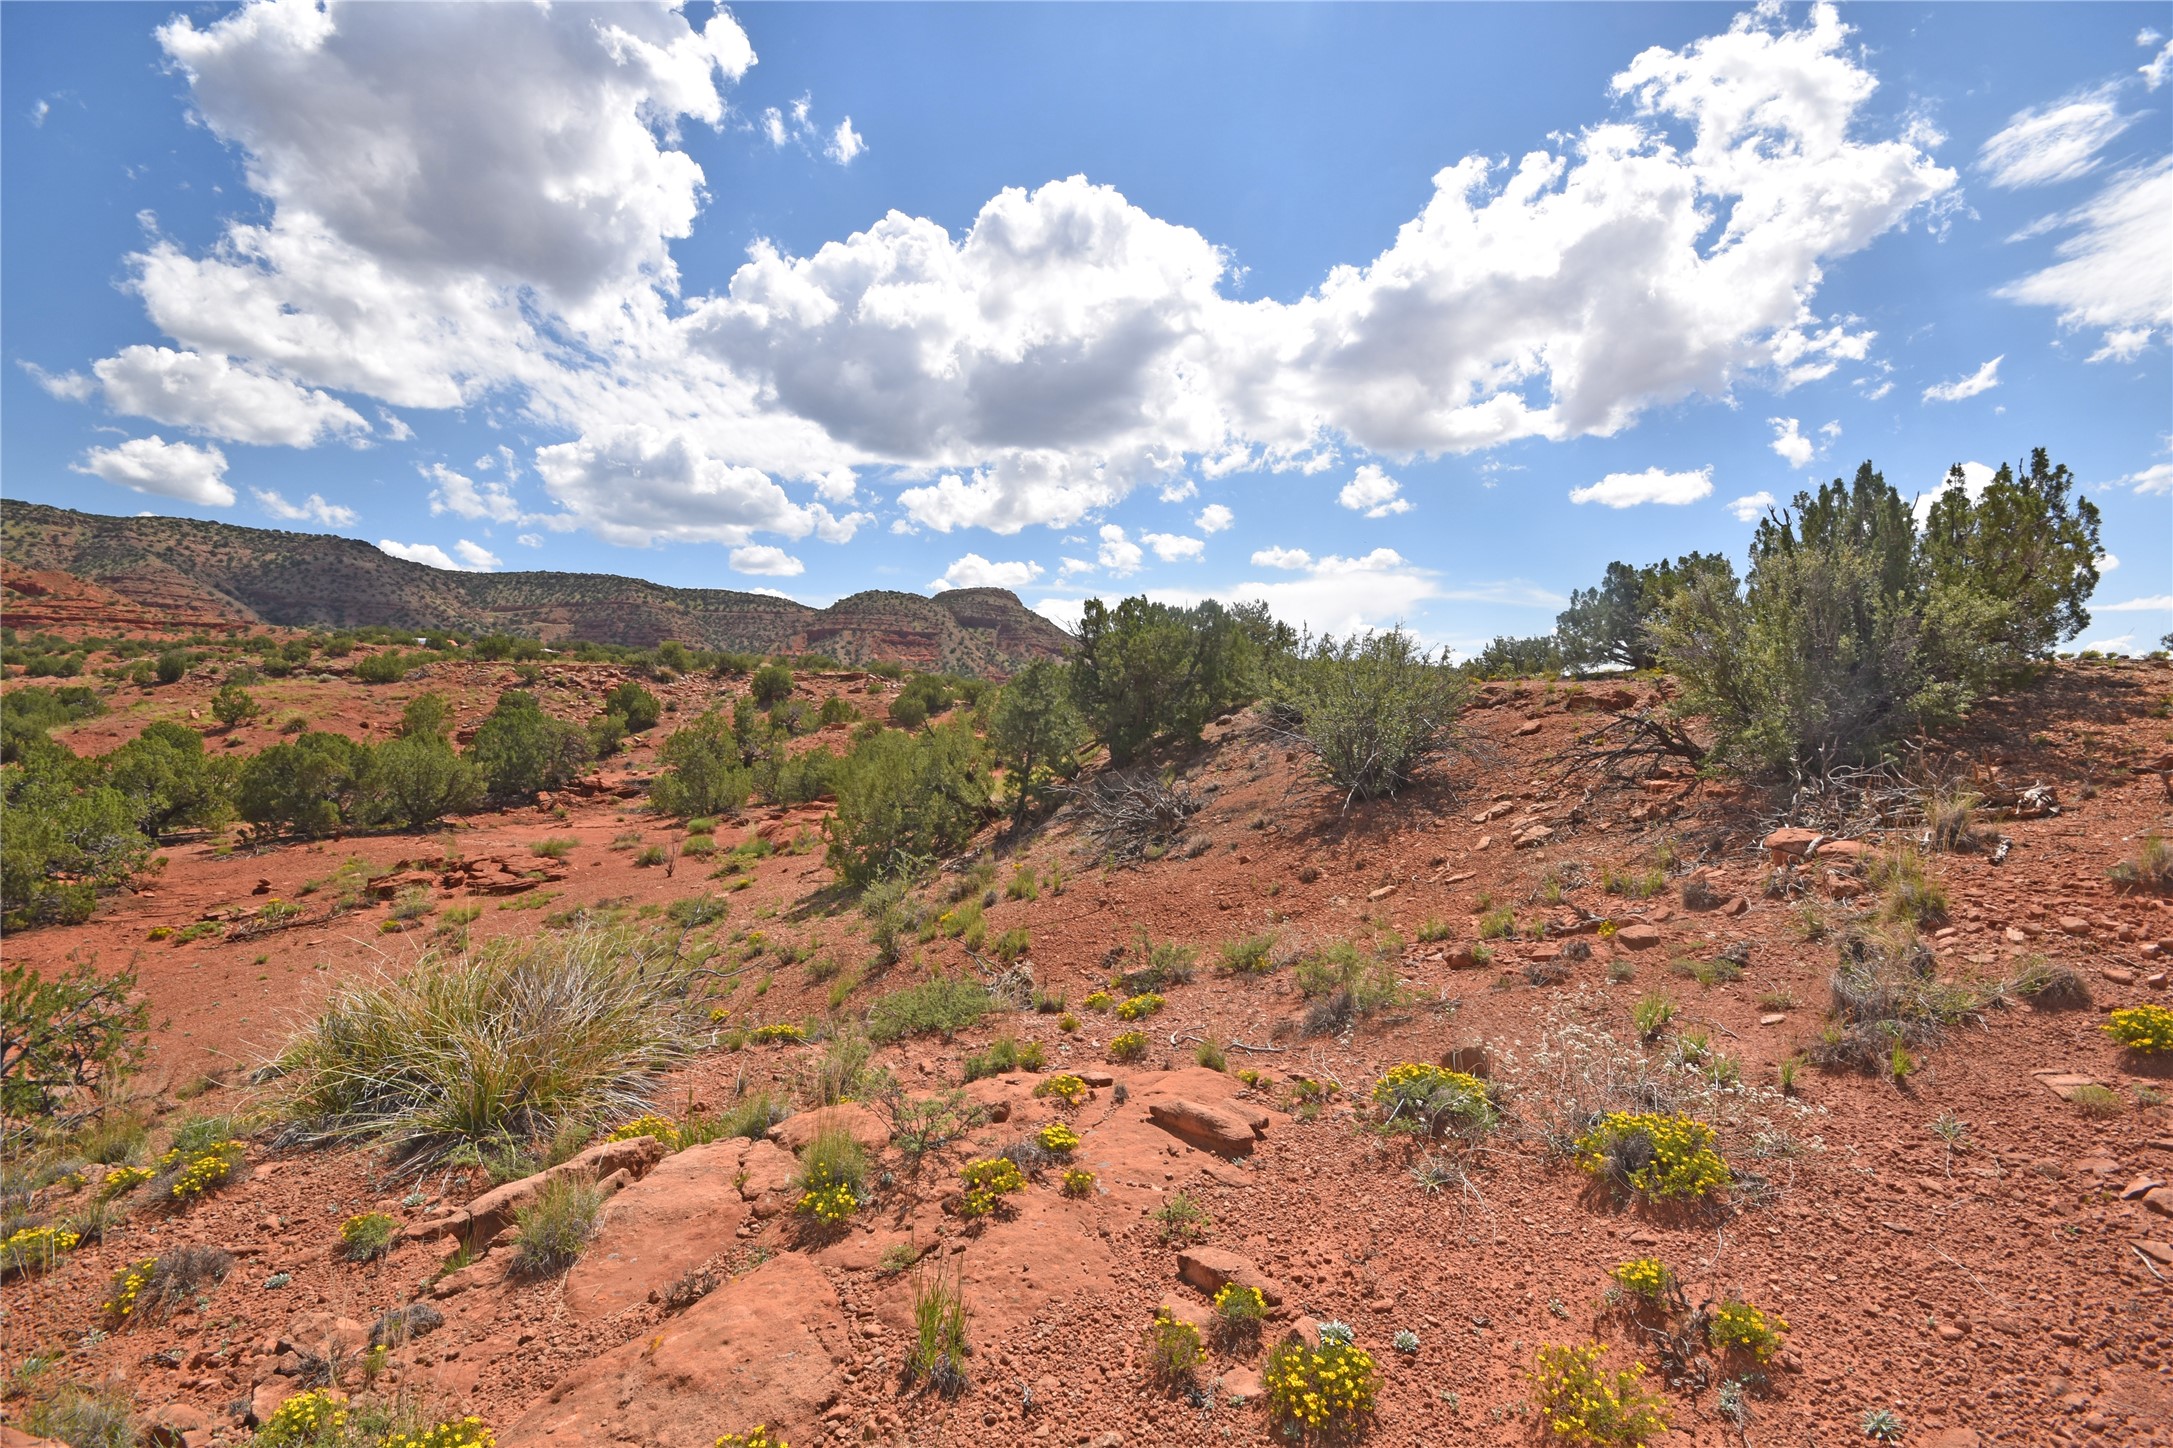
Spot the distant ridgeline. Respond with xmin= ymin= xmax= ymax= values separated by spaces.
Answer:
xmin=0 ymin=501 xmax=1072 ymax=676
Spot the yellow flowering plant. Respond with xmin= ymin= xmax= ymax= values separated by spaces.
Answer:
xmin=605 ymin=1114 xmax=683 ymax=1150
xmin=97 ymin=1164 xmax=155 ymax=1200
xmin=1082 ymin=990 xmax=1114 ymax=1011
xmin=1370 ymin=1062 xmax=1497 ymax=1137
xmin=1264 ymin=1335 xmax=1380 ymax=1438
xmin=2105 ymin=1004 xmax=2173 ymax=1055
xmin=1037 ymin=1122 xmax=1081 ymax=1153
xmin=1032 ymin=1073 xmax=1089 ymax=1106
xmin=1531 ymin=1342 xmax=1668 ymax=1445
xmin=1574 ymin=1112 xmax=1729 ymax=1202
xmin=748 ymin=1023 xmax=808 ymax=1044
xmin=1107 ymin=1030 xmax=1148 ymax=1063
xmin=1606 ymin=1258 xmax=1677 ymax=1306
xmin=1115 ymin=992 xmax=1165 ymax=1021
xmin=1143 ymin=1310 xmax=1204 ymax=1383
xmin=103 ymin=1258 xmax=157 ymax=1327
xmin=0 ymin=1225 xmax=80 ymax=1278
xmin=795 ymin=1181 xmax=859 ymax=1226
xmin=957 ymin=1158 xmax=1026 ymax=1217
xmin=1060 ymin=1168 xmax=1096 ymax=1197
xmin=715 ymin=1431 xmax=788 ymax=1448
xmin=161 ymin=1138 xmax=247 ymax=1202
xmin=254 ymin=1388 xmax=348 ymax=1448
xmin=383 ymin=1418 xmax=495 ymax=1448
xmin=1707 ymin=1296 xmax=1787 ymax=1363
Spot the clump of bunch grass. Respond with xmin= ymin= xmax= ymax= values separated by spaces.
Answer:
xmin=266 ymin=925 xmax=706 ymax=1168
xmin=1865 ymin=845 xmax=1947 ymax=926
xmin=102 ymin=1245 xmax=233 ymax=1327
xmin=1218 ymin=934 xmax=1276 ymax=974
xmin=1144 ymin=1310 xmax=1205 ymax=1383
xmin=1808 ymin=925 xmax=1979 ymax=1074
xmin=961 ymin=1035 xmax=1045 ymax=1082
xmin=906 ymin=1268 xmax=970 ymax=1396
xmin=509 ymin=1178 xmax=602 ymax=1277
xmin=2108 ymin=831 xmax=2173 ymax=891
xmin=2068 ymin=1083 xmax=2125 ymax=1119
xmin=1265 ymin=1333 xmax=1381 ymax=1438
xmin=1531 ymin=1342 xmax=1668 ymax=1445
xmin=1154 ymin=1190 xmax=1211 ymax=1244
xmin=338 ymin=1211 xmax=401 ymax=1262
xmin=1574 ymin=1112 xmax=1729 ymax=1203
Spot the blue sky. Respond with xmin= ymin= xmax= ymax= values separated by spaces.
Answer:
xmin=4 ymin=1 xmax=2168 ymax=654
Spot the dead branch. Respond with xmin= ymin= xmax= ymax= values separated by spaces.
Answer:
xmin=1055 ymin=769 xmax=1202 ymax=864
xmin=1550 ymin=708 xmax=1706 ymax=786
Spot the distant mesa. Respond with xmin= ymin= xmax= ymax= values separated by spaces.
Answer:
xmin=0 ymin=501 xmax=1072 ymax=675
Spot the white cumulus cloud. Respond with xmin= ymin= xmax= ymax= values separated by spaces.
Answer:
xmin=253 ymin=488 xmax=356 ymax=527
xmin=2097 ymin=594 xmax=2172 ymax=613
xmin=1728 ymin=491 xmax=1776 ymax=522
xmin=729 ymin=545 xmax=805 ymax=577
xmin=2116 ymin=461 xmax=2172 ymax=494
xmin=378 ymin=538 xmax=498 ymax=571
xmin=1912 ymin=461 xmax=1997 ymax=523
xmin=1251 ymin=546 xmax=1314 ymax=570
xmin=1767 ymin=417 xmax=1814 ymax=467
xmin=928 ymin=553 xmax=1043 ymax=591
xmin=826 ymin=117 xmax=865 ymax=165
xmin=1097 ymin=524 xmax=1144 ymax=576
xmin=88 ymin=346 xmax=367 ymax=447
xmin=1569 ymin=466 xmax=1713 ymax=508
xmin=425 ymin=463 xmax=521 ymax=523
xmin=1194 ymin=503 xmax=1234 ymax=534
xmin=1337 ymin=464 xmax=1412 ymax=517
xmin=71 ymin=435 xmax=234 ymax=507
xmin=1922 ymin=356 xmax=2003 ymax=403
xmin=1141 ymin=532 xmax=1206 ymax=562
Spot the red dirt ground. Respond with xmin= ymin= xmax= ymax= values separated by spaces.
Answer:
xmin=5 ymin=653 xmax=2172 ymax=1448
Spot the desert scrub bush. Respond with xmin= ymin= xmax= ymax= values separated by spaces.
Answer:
xmin=267 ymin=925 xmax=706 ymax=1168
xmin=1154 ymin=1190 xmax=1211 ymax=1244
xmin=1117 ymin=935 xmax=1199 ymax=993
xmin=1265 ymin=626 xmax=1466 ymax=802
xmin=510 ymin=1177 xmax=602 ymax=1277
xmin=337 ymin=1211 xmax=401 ymax=1262
xmin=2069 ymin=1084 xmax=2125 ymax=1119
xmin=825 ymin=722 xmax=989 ymax=887
xmin=1212 ymin=1283 xmax=1268 ymax=1344
xmin=2104 ymin=1004 xmax=2173 ymax=1055
xmin=1575 ymin=1112 xmax=1729 ymax=1203
xmin=1290 ymin=939 xmax=1402 ymax=1035
xmin=1036 ymin=1122 xmax=1080 ymax=1154
xmin=1371 ymin=1062 xmax=1497 ymax=1138
xmin=992 ymin=926 xmax=1031 ymax=965
xmin=19 ymin=1382 xmax=139 ymax=1448
xmin=794 ymin=1126 xmax=868 ymax=1227
xmin=866 ymin=975 xmax=991 ymax=1043
xmin=1032 ymin=1073 xmax=1089 ymax=1107
xmin=1478 ymin=908 xmax=1517 ymax=940
xmin=1530 ymin=1342 xmax=1668 ymax=1445
xmin=1219 ymin=933 xmax=1276 ymax=973
xmin=529 ymin=837 xmax=577 ymax=860
xmin=0 ymin=1224 xmax=79 ymax=1279
xmin=634 ymin=845 xmax=667 ymax=867
xmin=1810 ymin=926 xmax=1979 ymax=1073
xmin=1865 ymin=845 xmax=1947 ymax=925
xmin=1264 ymin=1333 xmax=1380 ymax=1439
xmin=957 ymin=1157 xmax=1026 ymax=1217
xmin=1107 ymin=1030 xmax=1148 ymax=1063
xmin=102 ymin=1245 xmax=233 ymax=1327
xmin=1115 ymin=992 xmax=1165 ymax=1021
xmin=0 ymin=960 xmax=148 ymax=1127
xmin=1143 ymin=1310 xmax=1205 ymax=1384
xmin=1707 ymin=1296 xmax=1787 ymax=1364
xmin=906 ymin=1267 xmax=970 ymax=1396
xmin=1060 ymin=1167 xmax=1096 ymax=1197
xmin=2109 ymin=831 xmax=2173 ymax=891
xmin=1991 ymin=955 xmax=2090 ymax=1009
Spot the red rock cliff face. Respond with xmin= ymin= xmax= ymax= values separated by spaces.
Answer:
xmin=2 ymin=560 xmax=253 ymax=637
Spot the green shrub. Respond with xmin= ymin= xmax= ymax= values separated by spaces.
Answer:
xmin=359 ymin=736 xmax=483 ymax=829
xmin=867 ymin=976 xmax=991 ymax=1043
xmin=468 ymin=690 xmax=591 ymax=803
xmin=236 ymin=731 xmax=371 ymax=837
xmin=602 ymin=681 xmax=662 ymax=733
xmin=2 ymin=748 xmax=156 ymax=928
xmin=353 ymin=651 xmax=413 ymax=685
xmin=1071 ymin=596 xmax=1282 ymax=763
xmin=100 ymin=721 xmax=234 ymax=837
xmin=210 ymin=682 xmax=259 ymax=728
xmin=1218 ymin=934 xmax=1276 ymax=973
xmin=826 ymin=723 xmax=989 ymax=886
xmin=1266 ymin=626 xmax=1466 ymax=800
xmin=987 ymin=659 xmax=1082 ymax=821
xmin=751 ymin=662 xmax=795 ymax=708
xmin=648 ymin=709 xmax=752 ymax=819
xmin=155 ymin=649 xmax=189 ymax=684
xmin=399 ymin=692 xmax=455 ymax=743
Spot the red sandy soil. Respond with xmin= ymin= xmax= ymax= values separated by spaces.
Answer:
xmin=5 ymin=655 xmax=2173 ymax=1448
